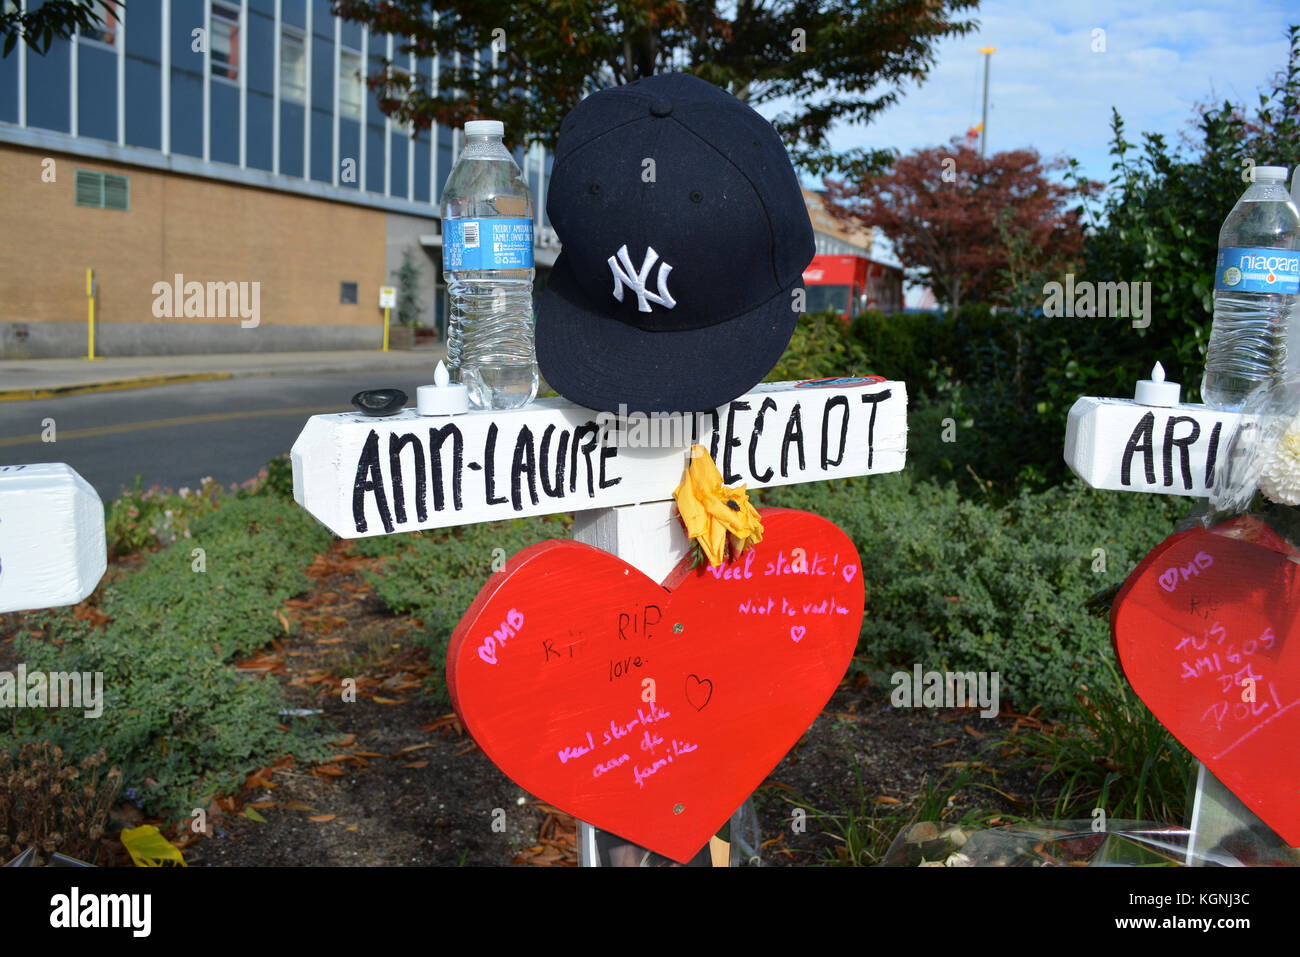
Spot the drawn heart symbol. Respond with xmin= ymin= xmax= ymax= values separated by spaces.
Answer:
xmin=685 ymin=674 xmax=713 ymax=711
xmin=790 ymin=625 xmax=806 ymax=643
xmin=841 ymin=565 xmax=858 ymax=583
xmin=447 ymin=508 xmax=864 ymax=863
xmin=1112 ymin=516 xmax=1300 ymax=846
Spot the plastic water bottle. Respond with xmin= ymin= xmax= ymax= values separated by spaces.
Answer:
xmin=440 ymin=120 xmax=538 ymax=410
xmin=1201 ymin=166 xmax=1300 ymax=410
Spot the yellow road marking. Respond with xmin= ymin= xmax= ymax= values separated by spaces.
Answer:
xmin=0 ymin=405 xmax=342 ymax=448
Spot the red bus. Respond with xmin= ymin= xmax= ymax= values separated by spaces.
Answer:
xmin=801 ymin=254 xmax=903 ymax=319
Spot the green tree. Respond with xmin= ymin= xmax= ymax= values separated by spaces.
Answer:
xmin=330 ymin=0 xmax=979 ymax=177
xmin=1072 ymin=24 xmax=1300 ymax=403
xmin=391 ymin=248 xmax=426 ymax=327
xmin=823 ymin=139 xmax=1092 ymax=310
xmin=1 ymin=0 xmax=120 ymax=57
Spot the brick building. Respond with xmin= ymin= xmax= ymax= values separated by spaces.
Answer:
xmin=0 ymin=0 xmax=560 ymax=358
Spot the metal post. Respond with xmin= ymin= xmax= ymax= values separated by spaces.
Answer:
xmin=382 ymin=306 xmax=390 ymax=352
xmin=978 ymin=46 xmax=995 ymax=160
xmin=85 ymin=268 xmax=97 ymax=360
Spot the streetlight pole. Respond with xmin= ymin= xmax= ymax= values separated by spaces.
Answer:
xmin=979 ymin=46 xmax=995 ymax=159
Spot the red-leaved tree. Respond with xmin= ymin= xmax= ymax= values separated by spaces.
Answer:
xmin=824 ymin=140 xmax=1095 ymax=310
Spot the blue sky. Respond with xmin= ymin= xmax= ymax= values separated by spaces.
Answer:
xmin=788 ymin=0 xmax=1297 ymax=194
xmin=767 ymin=0 xmax=1297 ymax=299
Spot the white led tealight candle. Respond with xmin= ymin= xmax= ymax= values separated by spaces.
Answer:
xmin=1134 ymin=361 xmax=1181 ymax=407
xmin=418 ymin=360 xmax=470 ymax=416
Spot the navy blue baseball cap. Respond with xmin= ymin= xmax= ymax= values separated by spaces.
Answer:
xmin=536 ymin=73 xmax=815 ymax=415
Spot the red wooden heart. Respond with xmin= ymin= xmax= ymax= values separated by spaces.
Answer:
xmin=1112 ymin=516 xmax=1300 ymax=846
xmin=446 ymin=508 xmax=864 ymax=863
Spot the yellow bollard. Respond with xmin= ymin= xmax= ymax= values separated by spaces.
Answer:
xmin=382 ymin=306 xmax=390 ymax=352
xmin=85 ymin=268 xmax=99 ymax=361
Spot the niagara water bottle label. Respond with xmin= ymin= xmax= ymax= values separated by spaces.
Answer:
xmin=1214 ymin=246 xmax=1300 ymax=294
xmin=444 ymin=218 xmax=535 ymax=270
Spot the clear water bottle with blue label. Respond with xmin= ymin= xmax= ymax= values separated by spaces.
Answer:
xmin=1201 ymin=166 xmax=1300 ymax=410
xmin=440 ymin=120 xmax=538 ymax=410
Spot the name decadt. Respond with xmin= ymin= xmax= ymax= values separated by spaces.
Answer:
xmin=350 ymin=391 xmax=894 ymax=534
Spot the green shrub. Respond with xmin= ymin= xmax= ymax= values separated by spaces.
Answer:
xmin=101 ymin=495 xmax=332 ymax=659
xmin=766 ymin=308 xmax=869 ymax=383
xmin=4 ymin=495 xmax=334 ymax=824
xmin=104 ymin=475 xmax=225 ymax=557
xmin=758 ymin=473 xmax=1185 ymax=711
xmin=849 ymin=309 xmax=949 ymax=394
xmin=104 ymin=455 xmax=297 ymax=558
xmin=363 ymin=514 xmax=570 ymax=703
xmin=768 ymin=305 xmax=1085 ymax=496
xmin=240 ymin=453 xmax=295 ymax=500
xmin=348 ymin=529 xmax=430 ymax=558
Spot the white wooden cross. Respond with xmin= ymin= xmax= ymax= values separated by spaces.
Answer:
xmin=293 ymin=377 xmax=908 ymax=865
xmin=1065 ymin=393 xmax=1299 ymax=864
xmin=0 ymin=463 xmax=107 ymax=615
xmin=1065 ymin=396 xmax=1241 ymax=498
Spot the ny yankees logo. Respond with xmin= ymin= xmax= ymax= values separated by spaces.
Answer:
xmin=607 ymin=244 xmax=677 ymax=312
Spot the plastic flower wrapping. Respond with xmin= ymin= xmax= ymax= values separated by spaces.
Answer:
xmin=882 ymin=819 xmax=1300 ymax=867
xmin=1258 ymin=411 xmax=1300 ymax=505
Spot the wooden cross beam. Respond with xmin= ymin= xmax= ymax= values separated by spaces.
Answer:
xmin=1065 ymin=396 xmax=1241 ymax=497
xmin=293 ymin=379 xmax=908 ymax=539
xmin=0 ymin=463 xmax=107 ymax=615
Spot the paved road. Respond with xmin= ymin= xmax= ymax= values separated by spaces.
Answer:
xmin=0 ymin=369 xmax=438 ymax=502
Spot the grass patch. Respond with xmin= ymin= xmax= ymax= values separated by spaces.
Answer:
xmin=998 ymin=661 xmax=1194 ymax=826
xmin=783 ymin=763 xmax=1003 ymax=866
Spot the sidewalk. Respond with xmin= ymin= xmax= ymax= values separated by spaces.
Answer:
xmin=0 ymin=348 xmax=447 ymax=401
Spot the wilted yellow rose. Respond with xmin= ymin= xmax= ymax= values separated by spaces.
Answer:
xmin=673 ymin=445 xmax=764 ymax=567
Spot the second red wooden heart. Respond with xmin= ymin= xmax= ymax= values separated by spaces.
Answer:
xmin=1111 ymin=517 xmax=1300 ymax=847
xmin=446 ymin=507 xmax=865 ymax=863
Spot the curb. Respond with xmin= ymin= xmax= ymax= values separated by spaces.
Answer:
xmin=0 ymin=371 xmax=233 ymax=402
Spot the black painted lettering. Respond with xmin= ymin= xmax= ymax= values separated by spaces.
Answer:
xmin=484 ymin=423 xmax=508 ymax=506
xmin=428 ymin=423 xmax=463 ymax=512
xmin=723 ymin=400 xmax=750 ymax=484
xmin=388 ymin=432 xmax=427 ymax=525
xmin=780 ymin=403 xmax=806 ymax=477
xmin=1205 ymin=421 xmax=1223 ymax=489
xmin=820 ymin=395 xmax=850 ymax=469
xmin=510 ymin=426 xmax=539 ymax=510
xmin=539 ymin=424 xmax=569 ymax=498
xmin=859 ymin=389 xmax=892 ymax=470
xmin=1163 ymin=415 xmax=1200 ymax=490
xmin=569 ymin=423 xmax=600 ymax=497
xmin=351 ymin=430 xmax=393 ymax=534
xmin=749 ymin=397 xmax=777 ymax=483
xmin=599 ymin=443 xmax=621 ymax=490
xmin=1121 ymin=412 xmax=1156 ymax=487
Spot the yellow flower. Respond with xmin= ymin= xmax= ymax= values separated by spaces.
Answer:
xmin=673 ymin=445 xmax=764 ymax=567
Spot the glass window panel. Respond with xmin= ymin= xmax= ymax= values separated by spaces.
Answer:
xmin=280 ymin=28 xmax=306 ymax=102
xmin=211 ymin=2 xmax=240 ymax=82
xmin=339 ymin=50 xmax=363 ymax=120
